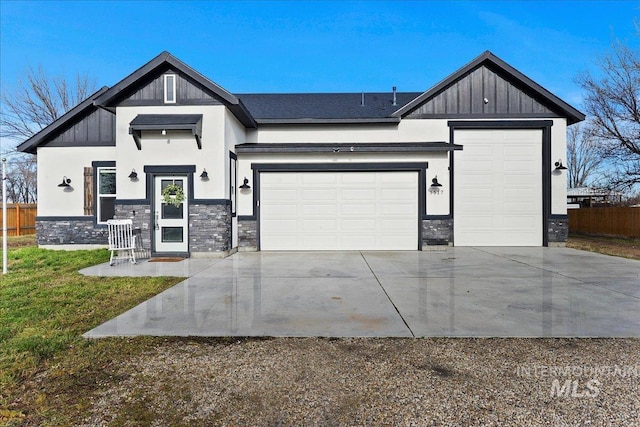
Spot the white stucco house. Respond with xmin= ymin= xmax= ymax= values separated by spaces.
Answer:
xmin=18 ymin=51 xmax=584 ymax=257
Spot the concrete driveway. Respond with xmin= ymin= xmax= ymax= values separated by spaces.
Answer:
xmin=82 ymin=247 xmax=640 ymax=338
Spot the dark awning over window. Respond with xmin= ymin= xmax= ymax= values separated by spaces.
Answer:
xmin=129 ymin=114 xmax=203 ymax=150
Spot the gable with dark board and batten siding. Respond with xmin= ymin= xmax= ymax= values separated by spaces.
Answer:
xmin=393 ymin=51 xmax=584 ymax=124
xmin=405 ymin=64 xmax=559 ymax=119
xmin=121 ymin=68 xmax=224 ymax=107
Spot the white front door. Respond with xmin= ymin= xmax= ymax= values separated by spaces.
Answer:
xmin=154 ymin=176 xmax=188 ymax=254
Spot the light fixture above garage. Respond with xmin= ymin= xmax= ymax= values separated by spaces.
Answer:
xmin=554 ymin=160 xmax=568 ymax=171
xmin=128 ymin=169 xmax=138 ymax=180
xmin=239 ymin=177 xmax=251 ymax=189
xmin=430 ymin=176 xmax=443 ymax=194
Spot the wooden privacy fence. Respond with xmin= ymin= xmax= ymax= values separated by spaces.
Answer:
xmin=568 ymin=207 xmax=640 ymax=238
xmin=0 ymin=204 xmax=37 ymax=236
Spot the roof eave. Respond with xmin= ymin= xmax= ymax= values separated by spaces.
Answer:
xmin=236 ymin=142 xmax=461 ymax=154
xmin=256 ymin=117 xmax=401 ymax=125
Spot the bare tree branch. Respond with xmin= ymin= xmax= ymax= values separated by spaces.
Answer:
xmin=577 ymin=39 xmax=640 ymax=190
xmin=566 ymin=123 xmax=603 ymax=188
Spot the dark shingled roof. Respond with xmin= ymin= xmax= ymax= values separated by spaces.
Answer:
xmin=237 ymin=92 xmax=422 ymax=122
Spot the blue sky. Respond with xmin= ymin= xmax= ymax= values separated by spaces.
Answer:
xmin=1 ymin=1 xmax=639 ymax=111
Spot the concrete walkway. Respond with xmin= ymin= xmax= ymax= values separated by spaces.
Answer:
xmin=81 ymin=248 xmax=640 ymax=338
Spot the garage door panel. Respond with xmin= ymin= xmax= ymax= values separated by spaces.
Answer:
xmin=302 ymin=204 xmax=337 ymax=215
xmin=341 ymin=236 xmax=377 ymax=249
xmin=302 ymin=219 xmax=337 ymax=231
xmin=261 ymin=205 xmax=298 ymax=216
xmin=458 ymin=173 xmax=494 ymax=186
xmin=262 ymin=219 xmax=298 ymax=230
xmin=268 ymin=189 xmax=298 ymax=199
xmin=380 ymin=188 xmax=416 ymax=200
xmin=379 ymin=173 xmax=416 ymax=184
xmin=262 ymin=174 xmax=297 ymax=185
xmin=341 ymin=204 xmax=375 ymax=215
xmin=341 ymin=189 xmax=376 ymax=200
xmin=302 ymin=189 xmax=337 ymax=200
xmin=502 ymin=215 xmax=539 ymax=228
xmin=377 ymin=218 xmax=415 ymax=232
xmin=379 ymin=203 xmax=416 ymax=215
xmin=342 ymin=219 xmax=376 ymax=230
xmin=504 ymin=177 xmax=537 ymax=188
xmin=261 ymin=171 xmax=418 ymax=250
xmin=345 ymin=173 xmax=377 ymax=184
xmin=460 ymin=201 xmax=495 ymax=212
xmin=302 ymin=174 xmax=337 ymax=184
xmin=302 ymin=235 xmax=338 ymax=249
xmin=505 ymin=161 xmax=536 ymax=172
xmin=458 ymin=214 xmax=494 ymax=227
xmin=504 ymin=145 xmax=536 ymax=157
xmin=454 ymin=129 xmax=542 ymax=246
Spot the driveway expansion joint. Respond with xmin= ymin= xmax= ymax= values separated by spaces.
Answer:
xmin=359 ymin=251 xmax=415 ymax=338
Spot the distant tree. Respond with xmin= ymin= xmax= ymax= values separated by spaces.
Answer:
xmin=566 ymin=123 xmax=604 ymax=188
xmin=578 ymin=40 xmax=640 ymax=190
xmin=4 ymin=156 xmax=37 ymax=203
xmin=0 ymin=65 xmax=95 ymax=202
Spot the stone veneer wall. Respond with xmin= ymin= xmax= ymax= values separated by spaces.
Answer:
xmin=114 ymin=203 xmax=152 ymax=251
xmin=421 ymin=218 xmax=453 ymax=246
xmin=36 ymin=218 xmax=108 ymax=245
xmin=189 ymin=203 xmax=232 ymax=253
xmin=238 ymin=218 xmax=257 ymax=250
xmin=548 ymin=215 xmax=569 ymax=243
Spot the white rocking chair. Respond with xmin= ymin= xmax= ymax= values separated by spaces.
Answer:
xmin=107 ymin=219 xmax=137 ymax=266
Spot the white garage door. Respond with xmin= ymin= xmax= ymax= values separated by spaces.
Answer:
xmin=454 ymin=129 xmax=542 ymax=246
xmin=260 ymin=171 xmax=418 ymax=250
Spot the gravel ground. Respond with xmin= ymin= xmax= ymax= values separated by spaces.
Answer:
xmin=81 ymin=338 xmax=639 ymax=426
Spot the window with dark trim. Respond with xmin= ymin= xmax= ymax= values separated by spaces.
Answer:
xmin=164 ymin=74 xmax=176 ymax=103
xmin=97 ymin=167 xmax=116 ymax=223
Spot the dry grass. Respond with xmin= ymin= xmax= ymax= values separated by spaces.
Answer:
xmin=0 ymin=235 xmax=36 ymax=250
xmin=567 ymin=234 xmax=640 ymax=261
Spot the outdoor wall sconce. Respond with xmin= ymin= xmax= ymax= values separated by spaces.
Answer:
xmin=128 ymin=169 xmax=138 ymax=180
xmin=429 ymin=176 xmax=443 ymax=194
xmin=200 ymin=169 xmax=209 ymax=180
xmin=161 ymin=129 xmax=167 ymax=136
xmin=554 ymin=160 xmax=568 ymax=171
xmin=57 ymin=176 xmax=71 ymax=187
xmin=239 ymin=177 xmax=251 ymax=189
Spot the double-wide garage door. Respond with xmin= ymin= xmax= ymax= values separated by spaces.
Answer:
xmin=454 ymin=129 xmax=543 ymax=246
xmin=260 ymin=172 xmax=418 ymax=250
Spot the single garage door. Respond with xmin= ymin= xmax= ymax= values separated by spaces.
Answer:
xmin=454 ymin=129 xmax=542 ymax=246
xmin=260 ymin=171 xmax=418 ymax=250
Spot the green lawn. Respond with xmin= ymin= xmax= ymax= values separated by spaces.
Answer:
xmin=0 ymin=240 xmax=183 ymax=425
